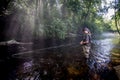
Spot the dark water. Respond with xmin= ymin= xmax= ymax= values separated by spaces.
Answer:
xmin=0 ymin=33 xmax=120 ymax=80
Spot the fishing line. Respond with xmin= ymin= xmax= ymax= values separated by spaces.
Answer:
xmin=12 ymin=42 xmax=80 ymax=56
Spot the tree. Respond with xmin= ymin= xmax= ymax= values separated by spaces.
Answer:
xmin=0 ymin=0 xmax=116 ymax=41
xmin=114 ymin=0 xmax=120 ymax=35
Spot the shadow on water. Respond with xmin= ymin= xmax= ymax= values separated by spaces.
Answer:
xmin=0 ymin=33 xmax=120 ymax=80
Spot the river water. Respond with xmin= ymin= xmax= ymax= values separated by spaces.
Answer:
xmin=0 ymin=33 xmax=120 ymax=80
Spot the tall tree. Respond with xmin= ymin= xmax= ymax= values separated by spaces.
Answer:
xmin=114 ymin=0 xmax=120 ymax=35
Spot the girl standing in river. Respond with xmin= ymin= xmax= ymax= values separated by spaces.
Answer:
xmin=80 ymin=27 xmax=91 ymax=59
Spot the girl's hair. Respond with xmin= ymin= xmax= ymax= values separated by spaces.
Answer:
xmin=83 ymin=27 xmax=91 ymax=34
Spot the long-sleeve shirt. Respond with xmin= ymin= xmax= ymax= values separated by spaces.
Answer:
xmin=82 ymin=33 xmax=91 ymax=46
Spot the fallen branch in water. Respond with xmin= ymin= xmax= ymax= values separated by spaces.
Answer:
xmin=0 ymin=39 xmax=33 ymax=45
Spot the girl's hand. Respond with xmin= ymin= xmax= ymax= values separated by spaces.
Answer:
xmin=80 ymin=41 xmax=83 ymax=44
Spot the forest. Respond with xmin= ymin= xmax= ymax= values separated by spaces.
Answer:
xmin=0 ymin=0 xmax=120 ymax=42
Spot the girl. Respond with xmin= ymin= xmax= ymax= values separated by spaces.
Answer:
xmin=80 ymin=27 xmax=91 ymax=59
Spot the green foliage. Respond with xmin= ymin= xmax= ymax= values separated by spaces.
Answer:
xmin=45 ymin=18 xmax=67 ymax=39
xmin=3 ymin=0 xmax=118 ymax=40
xmin=80 ymin=21 xmax=101 ymax=34
xmin=66 ymin=0 xmax=82 ymax=13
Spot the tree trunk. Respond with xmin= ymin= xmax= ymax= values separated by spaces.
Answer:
xmin=115 ymin=0 xmax=120 ymax=35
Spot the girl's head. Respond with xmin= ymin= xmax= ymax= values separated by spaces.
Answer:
xmin=83 ymin=27 xmax=90 ymax=34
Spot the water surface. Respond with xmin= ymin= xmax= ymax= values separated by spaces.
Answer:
xmin=0 ymin=33 xmax=120 ymax=80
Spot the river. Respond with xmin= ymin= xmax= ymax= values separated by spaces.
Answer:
xmin=0 ymin=33 xmax=120 ymax=80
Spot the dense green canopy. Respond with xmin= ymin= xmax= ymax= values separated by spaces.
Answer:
xmin=0 ymin=0 xmax=119 ymax=40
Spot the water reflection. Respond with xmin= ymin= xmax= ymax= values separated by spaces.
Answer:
xmin=85 ymin=40 xmax=109 ymax=78
xmin=83 ymin=35 xmax=119 ymax=80
xmin=90 ymin=38 xmax=114 ymax=68
xmin=111 ymin=36 xmax=120 ymax=66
